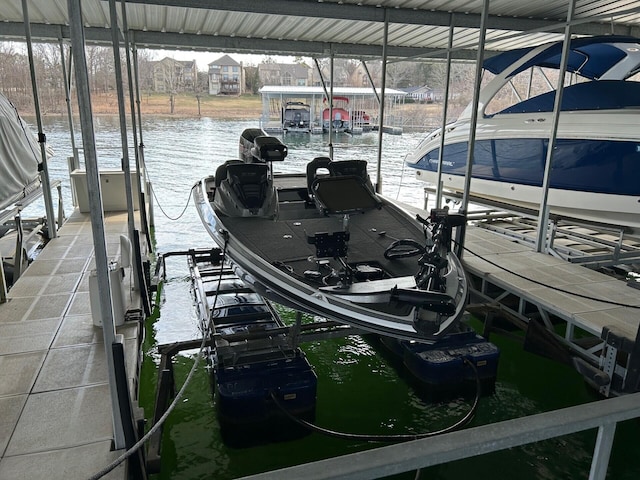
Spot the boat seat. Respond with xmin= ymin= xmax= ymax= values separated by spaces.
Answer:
xmin=226 ymin=163 xmax=270 ymax=213
xmin=328 ymin=159 xmax=367 ymax=178
xmin=215 ymin=160 xmax=243 ymax=188
xmin=306 ymin=156 xmax=332 ymax=201
xmin=328 ymin=159 xmax=376 ymax=194
xmin=311 ymin=175 xmax=381 ymax=215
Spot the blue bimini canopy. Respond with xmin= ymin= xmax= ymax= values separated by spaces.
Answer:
xmin=483 ymin=35 xmax=639 ymax=80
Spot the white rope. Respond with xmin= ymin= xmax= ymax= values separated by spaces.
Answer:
xmin=88 ymin=245 xmax=227 ymax=480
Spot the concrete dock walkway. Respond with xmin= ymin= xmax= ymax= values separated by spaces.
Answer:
xmin=0 ymin=210 xmax=141 ymax=479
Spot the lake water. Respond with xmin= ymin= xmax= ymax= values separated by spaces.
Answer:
xmin=29 ymin=115 xmax=640 ymax=479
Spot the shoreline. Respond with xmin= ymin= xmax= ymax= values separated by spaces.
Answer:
xmin=23 ymin=92 xmax=265 ymax=120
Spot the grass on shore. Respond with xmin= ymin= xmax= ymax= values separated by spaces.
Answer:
xmin=91 ymin=92 xmax=263 ymax=118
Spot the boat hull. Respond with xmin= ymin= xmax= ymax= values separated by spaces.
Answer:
xmin=282 ymin=102 xmax=311 ymax=133
xmin=407 ymin=110 xmax=640 ymax=230
xmin=194 ymin=173 xmax=468 ymax=341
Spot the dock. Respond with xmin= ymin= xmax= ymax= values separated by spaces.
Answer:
xmin=0 ymin=210 xmax=142 ymax=479
xmin=462 ymin=224 xmax=640 ymax=396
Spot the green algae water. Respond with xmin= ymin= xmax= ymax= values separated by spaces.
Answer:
xmin=36 ymin=116 xmax=640 ymax=480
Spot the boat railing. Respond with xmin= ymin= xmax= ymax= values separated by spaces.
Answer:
xmin=240 ymin=391 xmax=640 ymax=480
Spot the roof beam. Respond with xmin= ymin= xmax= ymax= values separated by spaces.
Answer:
xmin=0 ymin=21 xmax=480 ymax=61
xmin=123 ymin=0 xmax=638 ymax=36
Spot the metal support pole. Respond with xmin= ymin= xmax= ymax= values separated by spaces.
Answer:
xmin=313 ymin=57 xmax=331 ymax=135
xmin=21 ymin=0 xmax=58 ymax=239
xmin=0 ymin=253 xmax=7 ymax=303
xmin=108 ymin=0 xmax=140 ymax=293
xmin=67 ymin=0 xmax=127 ymax=450
xmin=57 ymin=184 xmax=65 ymax=228
xmin=460 ymin=0 xmax=489 ymax=215
xmin=132 ymin=43 xmax=145 ymax=151
xmin=329 ymin=52 xmax=335 ymax=158
xmin=58 ymin=33 xmax=79 ymax=171
xmin=456 ymin=0 xmax=489 ymax=259
xmin=361 ymin=61 xmax=380 ymax=105
xmin=375 ymin=8 xmax=390 ymax=194
xmin=132 ymin=43 xmax=155 ymax=230
xmin=13 ymin=214 xmax=24 ymax=282
xmin=535 ymin=0 xmax=576 ymax=252
xmin=588 ymin=423 xmax=616 ymax=480
xmin=121 ymin=1 xmax=151 ymax=252
xmin=434 ymin=15 xmax=455 ymax=210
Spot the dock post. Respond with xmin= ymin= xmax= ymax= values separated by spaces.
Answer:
xmin=0 ymin=253 xmax=7 ymax=303
xmin=589 ymin=423 xmax=616 ymax=480
xmin=68 ymin=0 xmax=127 ymax=450
xmin=623 ymin=325 xmax=640 ymax=393
xmin=21 ymin=0 xmax=58 ymax=239
xmin=113 ymin=338 xmax=148 ymax=480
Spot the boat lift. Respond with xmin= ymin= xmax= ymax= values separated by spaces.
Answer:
xmin=146 ymin=247 xmax=360 ymax=472
xmin=424 ymin=186 xmax=640 ymax=271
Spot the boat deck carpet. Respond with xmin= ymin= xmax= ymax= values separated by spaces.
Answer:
xmin=223 ymin=200 xmax=426 ymax=280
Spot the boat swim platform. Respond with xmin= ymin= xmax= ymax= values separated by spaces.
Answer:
xmin=462 ymin=224 xmax=640 ymax=396
xmin=0 ymin=209 xmax=143 ymax=479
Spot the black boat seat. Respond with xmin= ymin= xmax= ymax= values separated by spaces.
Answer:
xmin=306 ymin=156 xmax=332 ymax=201
xmin=215 ymin=160 xmax=243 ymax=187
xmin=311 ymin=175 xmax=381 ymax=215
xmin=328 ymin=159 xmax=367 ymax=179
xmin=329 ymin=159 xmax=376 ymax=196
xmin=226 ymin=163 xmax=270 ymax=212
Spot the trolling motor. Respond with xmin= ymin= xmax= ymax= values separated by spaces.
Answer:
xmin=385 ymin=208 xmax=467 ymax=336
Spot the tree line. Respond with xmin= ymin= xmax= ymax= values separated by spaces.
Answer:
xmin=0 ymin=42 xmax=156 ymax=115
xmin=1 ymin=40 xmax=478 ymax=115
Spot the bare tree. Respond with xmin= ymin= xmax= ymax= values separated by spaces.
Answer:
xmin=244 ymin=65 xmax=261 ymax=94
xmin=0 ymin=43 xmax=31 ymax=109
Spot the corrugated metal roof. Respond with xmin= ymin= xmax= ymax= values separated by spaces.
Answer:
xmin=1 ymin=1 xmax=639 ymax=59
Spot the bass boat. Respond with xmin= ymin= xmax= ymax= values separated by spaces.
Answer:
xmin=282 ymin=101 xmax=311 ymax=133
xmin=193 ymin=129 xmax=468 ymax=341
xmin=405 ymin=35 xmax=640 ymax=231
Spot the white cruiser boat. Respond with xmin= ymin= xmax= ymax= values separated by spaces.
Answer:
xmin=193 ymin=129 xmax=468 ymax=341
xmin=405 ymin=36 xmax=640 ymax=231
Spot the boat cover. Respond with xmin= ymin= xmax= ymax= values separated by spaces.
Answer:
xmin=0 ymin=93 xmax=42 ymax=211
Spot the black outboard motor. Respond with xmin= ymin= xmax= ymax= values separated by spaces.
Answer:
xmin=238 ymin=128 xmax=288 ymax=163
xmin=239 ymin=128 xmax=265 ymax=161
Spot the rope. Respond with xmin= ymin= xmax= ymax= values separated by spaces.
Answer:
xmin=88 ymin=242 xmax=228 ymax=480
xmin=87 ymin=338 xmax=204 ymax=480
xmin=271 ymin=358 xmax=481 ymax=442
xmin=146 ymin=171 xmax=195 ymax=221
xmin=395 ymin=155 xmax=408 ymax=201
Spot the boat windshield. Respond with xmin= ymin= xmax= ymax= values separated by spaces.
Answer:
xmin=483 ymin=36 xmax=640 ymax=116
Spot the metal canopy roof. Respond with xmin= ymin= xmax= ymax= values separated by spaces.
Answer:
xmin=2 ymin=1 xmax=640 ymax=60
